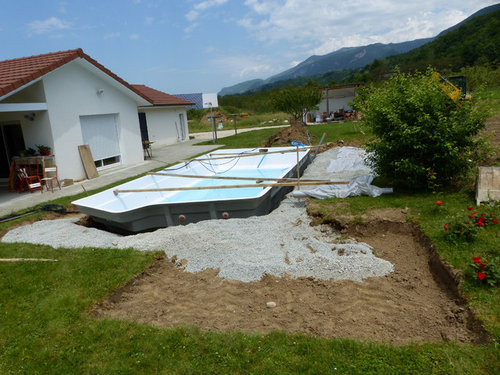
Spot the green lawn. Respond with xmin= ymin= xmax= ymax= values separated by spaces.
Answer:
xmin=1 ymin=90 xmax=499 ymax=374
xmin=188 ymin=112 xmax=290 ymax=134
xmin=195 ymin=121 xmax=372 ymax=149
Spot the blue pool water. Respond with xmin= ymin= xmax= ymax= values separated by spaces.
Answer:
xmin=160 ymin=167 xmax=289 ymax=203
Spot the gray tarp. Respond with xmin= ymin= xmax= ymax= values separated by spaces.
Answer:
xmin=293 ymin=147 xmax=393 ymax=199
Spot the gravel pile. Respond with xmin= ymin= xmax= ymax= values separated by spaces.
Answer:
xmin=2 ymin=148 xmax=394 ymax=282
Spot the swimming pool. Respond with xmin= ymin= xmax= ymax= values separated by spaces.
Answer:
xmin=72 ymin=147 xmax=311 ymax=233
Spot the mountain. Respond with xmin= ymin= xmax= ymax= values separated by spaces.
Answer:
xmin=219 ymin=39 xmax=431 ymax=96
xmin=218 ymin=79 xmax=264 ymax=96
xmin=436 ymin=3 xmax=500 ymax=37
xmin=264 ymin=38 xmax=432 ymax=83
xmin=380 ymin=8 xmax=500 ymax=72
xmin=219 ymin=4 xmax=500 ymax=96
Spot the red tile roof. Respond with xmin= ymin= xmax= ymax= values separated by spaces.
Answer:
xmin=132 ymin=84 xmax=194 ymax=106
xmin=0 ymin=48 xmax=151 ymax=103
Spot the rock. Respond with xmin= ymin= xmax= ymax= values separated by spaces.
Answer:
xmin=266 ymin=301 xmax=277 ymax=308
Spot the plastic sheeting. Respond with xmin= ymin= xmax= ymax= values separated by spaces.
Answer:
xmin=293 ymin=147 xmax=393 ymax=199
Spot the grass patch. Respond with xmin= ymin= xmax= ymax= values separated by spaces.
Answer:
xmin=196 ymin=121 xmax=372 ymax=149
xmin=188 ymin=112 xmax=290 ymax=133
xmin=0 ymin=242 xmax=498 ymax=374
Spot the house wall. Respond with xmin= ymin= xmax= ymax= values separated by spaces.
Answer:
xmin=2 ymin=81 xmax=46 ymax=103
xmin=141 ymin=106 xmax=189 ymax=146
xmin=318 ymin=96 xmax=354 ymax=113
xmin=40 ymin=61 xmax=144 ymax=181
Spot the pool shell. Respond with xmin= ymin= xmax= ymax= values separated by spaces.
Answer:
xmin=72 ymin=147 xmax=311 ymax=233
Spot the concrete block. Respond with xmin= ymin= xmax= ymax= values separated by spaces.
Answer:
xmin=475 ymin=167 xmax=500 ymax=205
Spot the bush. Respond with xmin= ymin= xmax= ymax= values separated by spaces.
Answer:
xmin=187 ymin=108 xmax=206 ymax=121
xmin=353 ymin=68 xmax=488 ymax=191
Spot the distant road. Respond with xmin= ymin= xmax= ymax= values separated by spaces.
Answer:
xmin=190 ymin=124 xmax=289 ymax=140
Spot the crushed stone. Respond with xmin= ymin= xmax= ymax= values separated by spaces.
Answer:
xmin=2 ymin=148 xmax=394 ymax=282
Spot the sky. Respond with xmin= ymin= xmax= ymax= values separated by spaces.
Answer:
xmin=0 ymin=0 xmax=497 ymax=94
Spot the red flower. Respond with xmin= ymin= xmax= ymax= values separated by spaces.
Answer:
xmin=473 ymin=211 xmax=477 ymax=215
xmin=467 ymin=206 xmax=473 ymax=210
xmin=443 ymin=224 xmax=448 ymax=230
xmin=480 ymin=264 xmax=486 ymax=270
xmin=478 ymin=221 xmax=484 ymax=227
xmin=473 ymin=257 xmax=482 ymax=263
xmin=477 ymin=272 xmax=486 ymax=280
xmin=436 ymin=201 xmax=442 ymax=206
xmin=468 ymin=215 xmax=474 ymax=220
xmin=493 ymin=218 xmax=498 ymax=224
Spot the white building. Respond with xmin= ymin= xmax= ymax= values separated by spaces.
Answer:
xmin=132 ymin=84 xmax=193 ymax=146
xmin=309 ymin=84 xmax=359 ymax=122
xmin=0 ymin=49 xmax=192 ymax=184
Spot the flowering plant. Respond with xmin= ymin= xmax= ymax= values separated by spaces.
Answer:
xmin=443 ymin=205 xmax=498 ymax=243
xmin=470 ymin=255 xmax=500 ymax=287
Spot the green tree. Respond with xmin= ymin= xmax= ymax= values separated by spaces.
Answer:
xmin=271 ymin=82 xmax=323 ymax=125
xmin=353 ymin=69 xmax=487 ymax=191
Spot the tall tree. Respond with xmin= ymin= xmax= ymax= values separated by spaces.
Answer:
xmin=271 ymin=82 xmax=323 ymax=125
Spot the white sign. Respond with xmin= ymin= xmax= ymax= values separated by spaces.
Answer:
xmin=202 ymin=93 xmax=218 ymax=109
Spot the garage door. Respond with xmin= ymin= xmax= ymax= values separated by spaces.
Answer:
xmin=80 ymin=114 xmax=121 ymax=168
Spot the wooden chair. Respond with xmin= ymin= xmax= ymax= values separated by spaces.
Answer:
xmin=17 ymin=168 xmax=43 ymax=193
xmin=41 ymin=165 xmax=61 ymax=192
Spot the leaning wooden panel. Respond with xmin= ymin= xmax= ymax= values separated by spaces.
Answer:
xmin=78 ymin=145 xmax=99 ymax=179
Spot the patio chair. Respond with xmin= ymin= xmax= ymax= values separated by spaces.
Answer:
xmin=41 ymin=165 xmax=61 ymax=192
xmin=17 ymin=167 xmax=43 ymax=193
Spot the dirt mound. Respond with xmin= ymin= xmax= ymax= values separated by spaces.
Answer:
xmin=482 ymin=113 xmax=500 ymax=165
xmin=92 ymin=208 xmax=490 ymax=345
xmin=264 ymin=124 xmax=314 ymax=147
xmin=200 ymin=110 xmax=231 ymax=127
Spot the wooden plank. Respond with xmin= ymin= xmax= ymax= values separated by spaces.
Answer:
xmin=0 ymin=258 xmax=58 ymax=262
xmin=113 ymin=180 xmax=350 ymax=194
xmin=148 ymin=172 xmax=336 ymax=183
xmin=181 ymin=148 xmax=312 ymax=162
xmin=78 ymin=145 xmax=99 ymax=179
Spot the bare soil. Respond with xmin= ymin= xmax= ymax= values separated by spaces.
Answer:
xmin=92 ymin=207 xmax=490 ymax=345
xmin=482 ymin=113 xmax=500 ymax=165
xmin=265 ymin=123 xmax=315 ymax=147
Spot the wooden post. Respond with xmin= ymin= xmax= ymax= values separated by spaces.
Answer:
xmin=296 ymin=145 xmax=300 ymax=190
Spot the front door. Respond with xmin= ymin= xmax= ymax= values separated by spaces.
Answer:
xmin=0 ymin=124 xmax=25 ymax=179
xmin=138 ymin=112 xmax=149 ymax=142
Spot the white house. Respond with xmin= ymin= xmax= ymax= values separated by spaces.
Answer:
xmin=309 ymin=84 xmax=359 ymax=122
xmin=0 ymin=49 xmax=192 ymax=184
xmin=132 ymin=84 xmax=194 ymax=146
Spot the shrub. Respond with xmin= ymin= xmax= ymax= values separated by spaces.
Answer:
xmin=443 ymin=205 xmax=498 ymax=244
xmin=353 ymin=68 xmax=488 ymax=191
xmin=470 ymin=255 xmax=500 ymax=287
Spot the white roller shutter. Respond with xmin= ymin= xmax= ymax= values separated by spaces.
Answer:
xmin=80 ymin=114 xmax=120 ymax=162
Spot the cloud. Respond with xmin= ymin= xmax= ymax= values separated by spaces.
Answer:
xmin=185 ymin=0 xmax=229 ymax=22
xmin=184 ymin=22 xmax=199 ymax=33
xmin=240 ymin=0 xmax=490 ymax=55
xmin=27 ymin=16 xmax=71 ymax=36
xmin=129 ymin=33 xmax=140 ymax=40
xmin=210 ymin=54 xmax=275 ymax=79
xmin=145 ymin=16 xmax=154 ymax=25
xmin=104 ymin=32 xmax=121 ymax=40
